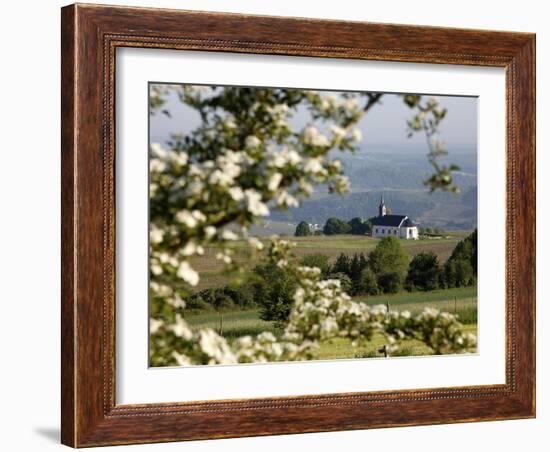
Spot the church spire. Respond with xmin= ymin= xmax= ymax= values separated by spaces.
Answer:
xmin=378 ymin=194 xmax=387 ymax=217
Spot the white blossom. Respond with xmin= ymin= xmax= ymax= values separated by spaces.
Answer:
xmin=150 ymin=318 xmax=163 ymax=334
xmin=175 ymin=210 xmax=198 ymax=227
xmin=303 ymin=157 xmax=326 ymax=175
xmin=303 ymin=126 xmax=330 ymax=147
xmin=149 ymin=225 xmax=164 ymax=244
xmin=351 ymin=129 xmax=362 ymax=142
xmin=151 ymin=263 xmax=163 ymax=275
xmin=267 ymin=172 xmax=283 ymax=191
xmin=176 ymin=261 xmax=199 ymax=286
xmin=150 ymin=142 xmax=169 ymax=159
xmin=245 ymin=135 xmax=262 ymax=148
xmin=270 ymin=147 xmax=302 ymax=168
xmin=150 ymin=159 xmax=167 ymax=172
xmin=204 ymin=226 xmax=217 ymax=238
xmin=244 ymin=189 xmax=269 ymax=216
xmin=248 ymin=237 xmax=264 ymax=250
xmin=330 ymin=125 xmax=346 ymax=142
xmin=276 ymin=191 xmax=299 ymax=208
xmin=228 ymin=186 xmax=245 ymax=201
xmin=221 ymin=230 xmax=239 ymax=241
xmin=169 ymin=314 xmax=193 ymax=340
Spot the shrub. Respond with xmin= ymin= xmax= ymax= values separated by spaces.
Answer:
xmin=185 ymin=294 xmax=211 ymax=311
xmin=300 ymin=253 xmax=331 ymax=277
xmin=254 ymin=263 xmax=299 ymax=327
xmin=323 ymin=217 xmax=352 ymax=235
xmin=294 ymin=221 xmax=311 ymax=237
xmin=329 ymin=272 xmax=353 ymax=294
xmin=225 ymin=283 xmax=257 ymax=309
xmin=444 ymin=258 xmax=474 ymax=288
xmin=348 ymin=217 xmax=371 ymax=235
xmin=378 ymin=271 xmax=402 ymax=294
xmin=368 ymin=236 xmax=409 ymax=283
xmin=406 ymin=252 xmax=441 ymax=291
xmin=356 ymin=267 xmax=379 ymax=295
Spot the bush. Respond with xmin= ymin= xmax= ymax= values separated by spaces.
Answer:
xmin=443 ymin=258 xmax=474 ymax=288
xmin=194 ymin=288 xmax=234 ymax=311
xmin=329 ymin=272 xmax=353 ymax=294
xmin=254 ymin=263 xmax=299 ymax=327
xmin=295 ymin=221 xmax=311 ymax=237
xmin=356 ymin=267 xmax=379 ymax=295
xmin=377 ymin=272 xmax=402 ymax=294
xmin=348 ymin=217 xmax=371 ymax=235
xmin=323 ymin=217 xmax=352 ymax=235
xmin=225 ymin=283 xmax=257 ymax=309
xmin=406 ymin=252 xmax=441 ymax=291
xmin=185 ymin=294 xmax=211 ymax=311
xmin=368 ymin=236 xmax=409 ymax=283
xmin=300 ymin=253 xmax=332 ymax=277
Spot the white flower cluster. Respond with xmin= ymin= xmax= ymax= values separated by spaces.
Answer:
xmin=406 ymin=96 xmax=459 ymax=192
xmin=384 ymin=308 xmax=477 ymax=355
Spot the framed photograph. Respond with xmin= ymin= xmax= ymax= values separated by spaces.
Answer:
xmin=61 ymin=4 xmax=535 ymax=447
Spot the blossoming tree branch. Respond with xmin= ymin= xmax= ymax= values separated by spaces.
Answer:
xmin=148 ymin=85 xmax=474 ymax=366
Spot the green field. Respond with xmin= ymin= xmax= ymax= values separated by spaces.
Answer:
xmin=184 ymin=285 xmax=477 ymax=360
xmin=356 ymin=286 xmax=477 ymax=324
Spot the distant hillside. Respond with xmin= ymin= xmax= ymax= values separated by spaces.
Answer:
xmin=268 ymin=148 xmax=477 ymax=230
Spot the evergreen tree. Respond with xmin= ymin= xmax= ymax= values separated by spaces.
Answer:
xmin=442 ymin=230 xmax=477 ymax=287
xmin=357 ymin=267 xmax=379 ymax=295
xmin=406 ymin=252 xmax=441 ymax=291
xmin=332 ymin=253 xmax=351 ymax=275
xmin=378 ymin=272 xmax=402 ymax=294
xmin=349 ymin=253 xmax=362 ymax=282
xmin=254 ymin=263 xmax=299 ymax=328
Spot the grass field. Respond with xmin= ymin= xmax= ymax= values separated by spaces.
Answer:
xmin=184 ymin=285 xmax=477 ymax=360
xmin=191 ymin=231 xmax=471 ymax=289
xmin=356 ymin=286 xmax=477 ymax=324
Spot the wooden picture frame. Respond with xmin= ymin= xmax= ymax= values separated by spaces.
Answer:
xmin=61 ymin=3 xmax=535 ymax=447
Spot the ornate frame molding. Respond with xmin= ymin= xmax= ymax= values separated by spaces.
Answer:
xmin=61 ymin=4 xmax=535 ymax=447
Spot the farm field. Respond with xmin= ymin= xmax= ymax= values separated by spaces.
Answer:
xmin=191 ymin=231 xmax=471 ymax=289
xmin=184 ymin=285 xmax=477 ymax=361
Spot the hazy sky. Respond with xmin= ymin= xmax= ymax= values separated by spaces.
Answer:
xmin=150 ymin=85 xmax=477 ymax=152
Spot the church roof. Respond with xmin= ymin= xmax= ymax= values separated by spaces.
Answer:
xmin=372 ymin=215 xmax=407 ymax=227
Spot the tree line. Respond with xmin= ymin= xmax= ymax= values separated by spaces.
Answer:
xmin=296 ymin=217 xmax=446 ymax=237
xmin=295 ymin=216 xmax=375 ymax=236
xmin=327 ymin=230 xmax=477 ymax=296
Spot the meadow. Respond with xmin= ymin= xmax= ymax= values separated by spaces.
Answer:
xmin=185 ymin=285 xmax=477 ymax=360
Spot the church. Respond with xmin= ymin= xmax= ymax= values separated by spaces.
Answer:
xmin=371 ymin=196 xmax=419 ymax=240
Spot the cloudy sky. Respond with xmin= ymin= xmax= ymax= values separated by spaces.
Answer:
xmin=150 ymin=84 xmax=477 ymax=153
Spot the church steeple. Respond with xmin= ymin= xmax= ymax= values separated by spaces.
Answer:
xmin=378 ymin=194 xmax=387 ymax=217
